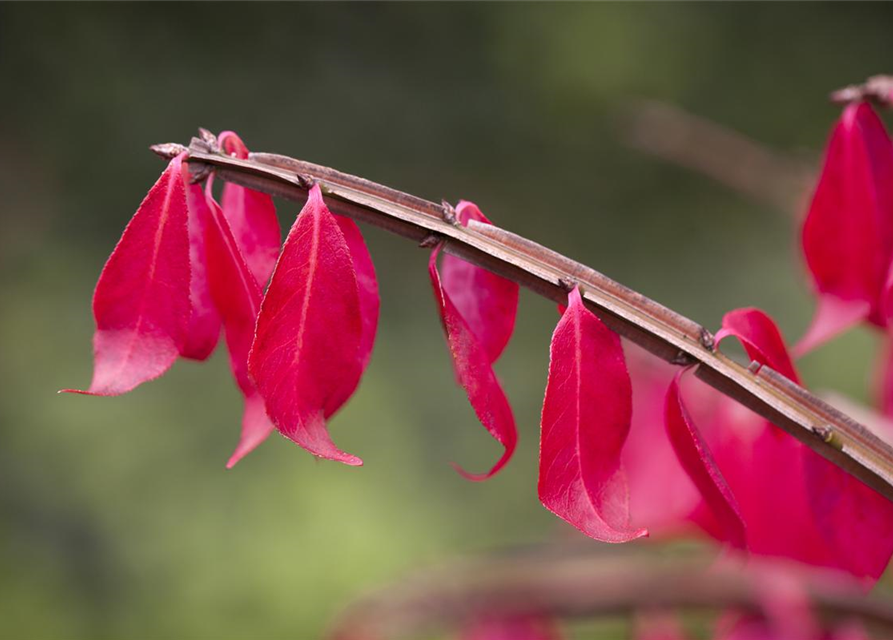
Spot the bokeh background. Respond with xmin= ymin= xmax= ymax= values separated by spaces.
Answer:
xmin=3 ymin=3 xmax=893 ymax=638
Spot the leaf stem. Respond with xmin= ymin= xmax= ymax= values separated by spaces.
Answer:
xmin=152 ymin=136 xmax=893 ymax=503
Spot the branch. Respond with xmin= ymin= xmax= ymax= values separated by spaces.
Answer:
xmin=621 ymin=100 xmax=814 ymax=215
xmin=327 ymin=547 xmax=893 ymax=639
xmin=151 ymin=136 xmax=893 ymax=503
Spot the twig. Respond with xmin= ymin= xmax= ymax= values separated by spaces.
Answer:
xmin=327 ymin=547 xmax=893 ymax=639
xmin=149 ymin=136 xmax=893 ymax=503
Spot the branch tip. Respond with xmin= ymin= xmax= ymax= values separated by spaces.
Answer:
xmin=149 ymin=143 xmax=188 ymax=160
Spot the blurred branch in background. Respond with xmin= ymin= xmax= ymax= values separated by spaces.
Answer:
xmin=158 ymin=137 xmax=893 ymax=505
xmin=621 ymin=100 xmax=815 ymax=216
xmin=328 ymin=545 xmax=893 ymax=640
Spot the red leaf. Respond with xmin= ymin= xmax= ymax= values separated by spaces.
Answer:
xmin=201 ymin=181 xmax=274 ymax=467
xmin=248 ymin=184 xmax=364 ymax=465
xmin=440 ymin=201 xmax=519 ymax=363
xmin=64 ymin=154 xmax=191 ymax=395
xmin=323 ymin=214 xmax=380 ymax=418
xmin=180 ymin=180 xmax=222 ymax=360
xmin=664 ymin=372 xmax=746 ymax=549
xmin=538 ymin=287 xmax=647 ymax=542
xmin=801 ymin=102 xmax=893 ymax=338
xmin=218 ymin=131 xmax=281 ymax=288
xmin=429 ymin=244 xmax=517 ymax=480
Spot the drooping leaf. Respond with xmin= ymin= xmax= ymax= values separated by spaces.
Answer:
xmin=324 ymin=213 xmax=380 ymax=418
xmin=429 ymin=243 xmax=517 ymax=480
xmin=218 ymin=131 xmax=281 ymax=288
xmin=538 ymin=286 xmax=647 ymax=543
xmin=180 ymin=179 xmax=222 ymax=360
xmin=248 ymin=184 xmax=364 ymax=465
xmin=201 ymin=181 xmax=274 ymax=467
xmin=64 ymin=154 xmax=191 ymax=396
xmin=801 ymin=101 xmax=893 ymax=347
xmin=664 ymin=372 xmax=746 ymax=549
xmin=440 ymin=201 xmax=519 ymax=363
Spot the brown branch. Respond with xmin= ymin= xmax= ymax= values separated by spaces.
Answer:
xmin=150 ymin=135 xmax=893 ymax=503
xmin=327 ymin=547 xmax=893 ymax=639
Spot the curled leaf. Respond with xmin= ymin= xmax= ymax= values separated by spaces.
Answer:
xmin=218 ymin=131 xmax=282 ymax=287
xmin=248 ymin=184 xmax=364 ymax=465
xmin=64 ymin=154 xmax=191 ymax=396
xmin=664 ymin=371 xmax=746 ymax=549
xmin=429 ymin=243 xmax=517 ymax=480
xmin=440 ymin=201 xmax=519 ymax=363
xmin=715 ymin=307 xmax=799 ymax=383
xmin=538 ymin=287 xmax=646 ymax=543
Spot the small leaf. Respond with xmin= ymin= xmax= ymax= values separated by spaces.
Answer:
xmin=180 ymin=180 xmax=222 ymax=360
xmin=202 ymin=181 xmax=274 ymax=466
xmin=64 ymin=154 xmax=191 ymax=395
xmin=429 ymin=243 xmax=517 ymax=480
xmin=249 ymin=184 xmax=364 ymax=465
xmin=664 ymin=372 xmax=746 ymax=549
xmin=538 ymin=287 xmax=646 ymax=543
xmin=218 ymin=131 xmax=282 ymax=287
xmin=715 ymin=308 xmax=799 ymax=383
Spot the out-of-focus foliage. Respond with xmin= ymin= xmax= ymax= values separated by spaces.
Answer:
xmin=2 ymin=4 xmax=893 ymax=638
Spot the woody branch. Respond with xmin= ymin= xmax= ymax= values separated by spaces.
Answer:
xmin=150 ymin=134 xmax=893 ymax=504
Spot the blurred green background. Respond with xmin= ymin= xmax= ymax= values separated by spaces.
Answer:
xmin=3 ymin=3 xmax=893 ymax=638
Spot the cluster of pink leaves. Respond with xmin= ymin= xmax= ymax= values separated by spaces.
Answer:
xmin=68 ymin=108 xmax=893 ymax=591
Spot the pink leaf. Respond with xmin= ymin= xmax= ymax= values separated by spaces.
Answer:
xmin=248 ymin=184 xmax=364 ymax=466
xmin=324 ymin=214 xmax=380 ymax=418
xmin=64 ymin=154 xmax=191 ymax=396
xmin=802 ymin=102 xmax=893 ymax=329
xmin=202 ymin=181 xmax=274 ymax=466
xmin=538 ymin=287 xmax=647 ymax=543
xmin=180 ymin=180 xmax=222 ymax=360
xmin=664 ymin=372 xmax=746 ymax=549
xmin=429 ymin=244 xmax=517 ymax=480
xmin=218 ymin=131 xmax=282 ymax=288
xmin=440 ymin=201 xmax=519 ymax=363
